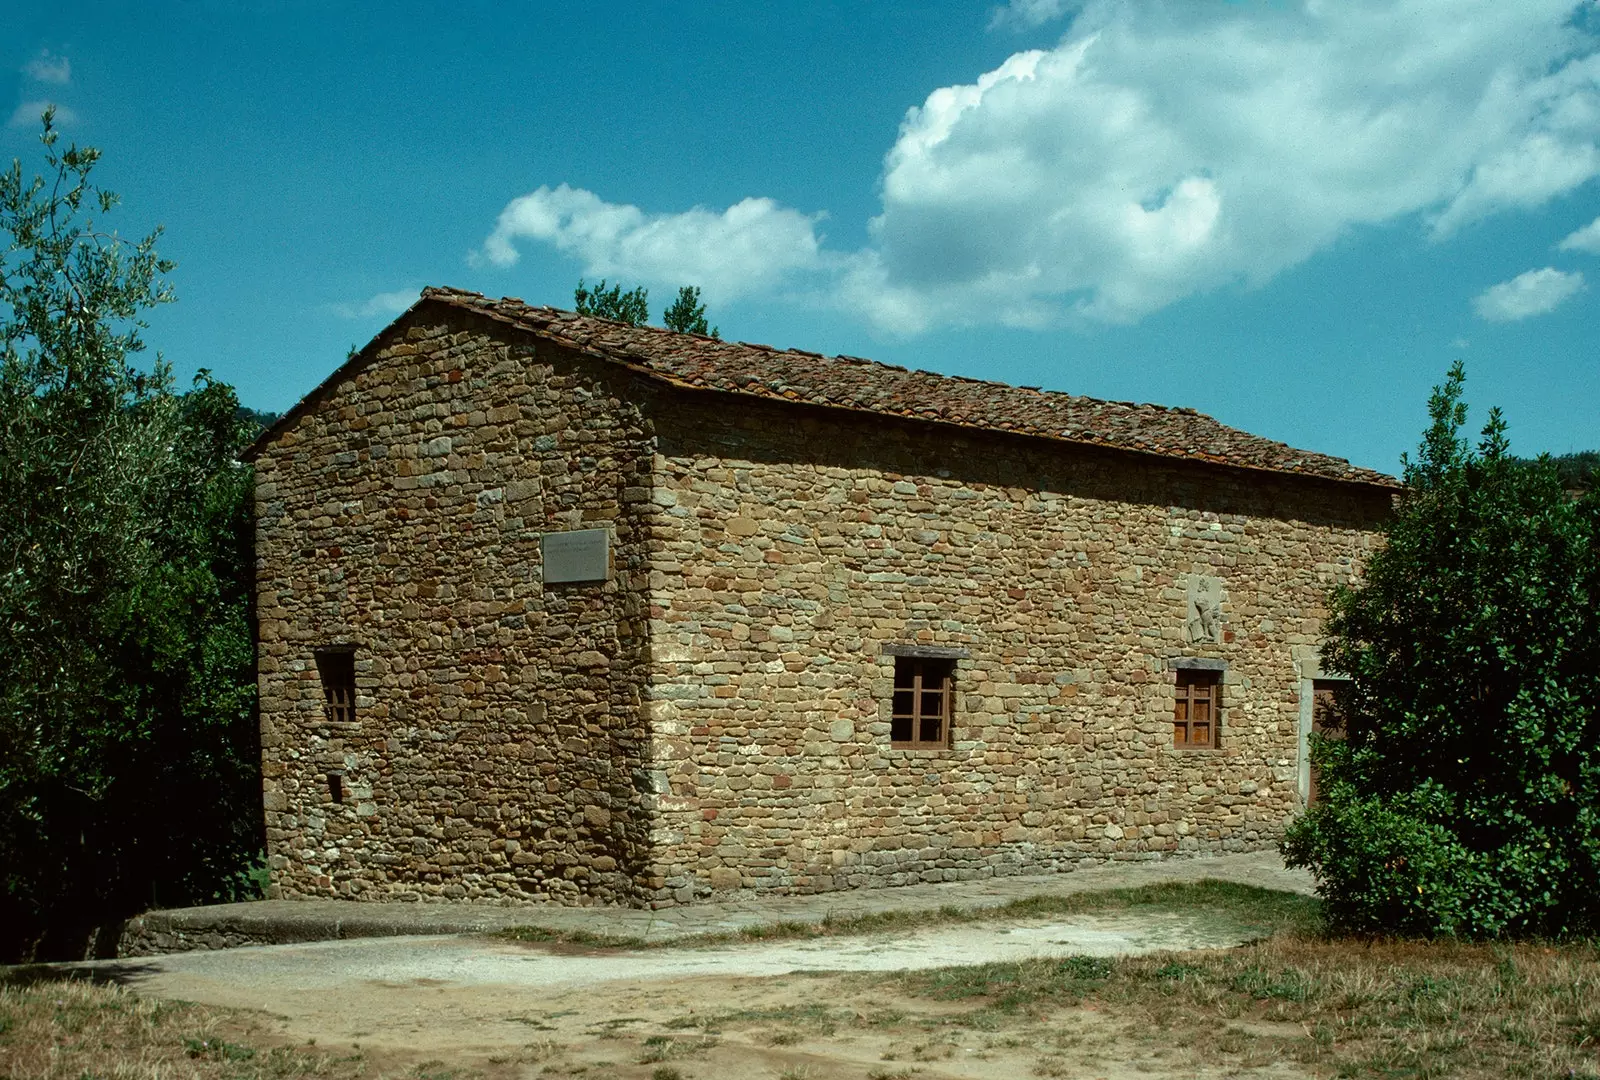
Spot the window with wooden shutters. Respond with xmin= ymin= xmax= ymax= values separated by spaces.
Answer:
xmin=891 ymin=657 xmax=953 ymax=749
xmin=315 ymin=650 xmax=356 ymax=725
xmin=1174 ymin=669 xmax=1220 ymax=749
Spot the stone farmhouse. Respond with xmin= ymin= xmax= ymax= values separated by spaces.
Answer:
xmin=247 ymin=287 xmax=1394 ymax=907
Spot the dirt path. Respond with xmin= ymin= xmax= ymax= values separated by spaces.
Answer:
xmin=121 ymin=850 xmax=1312 ymax=954
xmin=105 ymin=906 xmax=1311 ymax=1079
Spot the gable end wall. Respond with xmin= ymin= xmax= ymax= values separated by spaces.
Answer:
xmin=254 ymin=310 xmax=659 ymax=904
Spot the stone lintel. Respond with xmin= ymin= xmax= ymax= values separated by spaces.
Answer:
xmin=882 ymin=644 xmax=971 ymax=660
xmin=1168 ymin=656 xmax=1227 ymax=671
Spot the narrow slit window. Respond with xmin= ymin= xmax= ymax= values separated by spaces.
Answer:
xmin=1174 ymin=669 xmax=1220 ymax=749
xmin=891 ymin=657 xmax=953 ymax=749
xmin=315 ymin=650 xmax=356 ymax=726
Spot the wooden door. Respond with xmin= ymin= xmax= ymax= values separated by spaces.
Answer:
xmin=1309 ymin=680 xmax=1344 ymax=806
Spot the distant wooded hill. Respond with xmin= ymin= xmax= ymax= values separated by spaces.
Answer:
xmin=237 ymin=407 xmax=280 ymax=435
xmin=1513 ymin=451 xmax=1598 ymax=493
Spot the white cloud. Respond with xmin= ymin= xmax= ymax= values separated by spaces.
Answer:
xmin=1558 ymin=214 xmax=1600 ymax=254
xmin=7 ymin=101 xmax=77 ymax=128
xmin=23 ymin=50 xmax=70 ymax=85
xmin=478 ymin=184 xmax=828 ymax=303
xmin=327 ymin=289 xmax=419 ymax=320
xmin=989 ymin=0 xmax=1078 ymax=31
xmin=1472 ymin=267 xmax=1585 ymax=321
xmin=481 ymin=1 xmax=1600 ymax=333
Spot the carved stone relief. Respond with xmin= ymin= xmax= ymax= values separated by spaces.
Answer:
xmin=1185 ymin=574 xmax=1225 ymax=644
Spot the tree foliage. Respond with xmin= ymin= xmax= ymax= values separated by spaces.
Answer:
xmin=0 ymin=112 xmax=261 ymax=961
xmin=662 ymin=285 xmax=719 ymax=338
xmin=236 ymin=406 xmax=281 ymax=435
xmin=1282 ymin=362 xmax=1600 ymax=938
xmin=573 ymin=277 xmax=649 ymax=326
xmin=573 ymin=279 xmax=721 ymax=338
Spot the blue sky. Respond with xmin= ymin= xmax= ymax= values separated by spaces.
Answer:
xmin=5 ymin=1 xmax=1597 ymax=474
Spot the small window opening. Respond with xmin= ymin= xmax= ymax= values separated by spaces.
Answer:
xmin=327 ymin=773 xmax=344 ymax=804
xmin=315 ymin=649 xmax=356 ymax=725
xmin=1174 ymin=669 xmax=1221 ymax=749
xmin=891 ymin=657 xmax=954 ymax=749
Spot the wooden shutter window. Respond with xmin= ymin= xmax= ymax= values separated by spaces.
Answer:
xmin=315 ymin=650 xmax=357 ymax=726
xmin=891 ymin=657 xmax=953 ymax=749
xmin=1174 ymin=670 xmax=1220 ymax=749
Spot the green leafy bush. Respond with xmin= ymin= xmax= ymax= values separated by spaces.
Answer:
xmin=1282 ymin=363 xmax=1600 ymax=938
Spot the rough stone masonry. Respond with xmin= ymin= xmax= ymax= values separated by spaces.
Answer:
xmin=247 ymin=287 xmax=1393 ymax=908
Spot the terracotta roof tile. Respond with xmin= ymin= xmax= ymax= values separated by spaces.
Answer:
xmin=416 ymin=287 xmax=1395 ymax=489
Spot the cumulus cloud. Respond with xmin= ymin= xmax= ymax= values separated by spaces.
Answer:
xmin=481 ymin=1 xmax=1600 ymax=333
xmin=1472 ymin=267 xmax=1585 ymax=321
xmin=23 ymin=50 xmax=70 ymax=85
xmin=1558 ymin=214 xmax=1600 ymax=254
xmin=7 ymin=101 xmax=77 ymax=128
xmin=327 ymin=289 xmax=420 ymax=320
xmin=989 ymin=0 xmax=1078 ymax=31
xmin=478 ymin=184 xmax=828 ymax=302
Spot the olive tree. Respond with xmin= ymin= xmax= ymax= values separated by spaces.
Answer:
xmin=0 ymin=112 xmax=261 ymax=961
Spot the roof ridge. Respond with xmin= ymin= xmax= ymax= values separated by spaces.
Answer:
xmin=375 ymin=287 xmax=1396 ymax=489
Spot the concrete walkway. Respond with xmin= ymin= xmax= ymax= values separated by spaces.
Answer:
xmin=119 ymin=849 xmax=1312 ymax=956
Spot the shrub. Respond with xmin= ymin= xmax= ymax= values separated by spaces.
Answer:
xmin=1282 ymin=363 xmax=1600 ymax=938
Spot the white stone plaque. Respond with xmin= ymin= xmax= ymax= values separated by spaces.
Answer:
xmin=542 ymin=529 xmax=610 ymax=583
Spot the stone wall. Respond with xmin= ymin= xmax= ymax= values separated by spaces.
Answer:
xmin=641 ymin=393 xmax=1389 ymax=902
xmin=254 ymin=309 xmax=659 ymax=904
xmin=254 ymin=307 xmax=1389 ymax=910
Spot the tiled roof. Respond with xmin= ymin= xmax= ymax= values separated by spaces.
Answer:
xmin=244 ymin=286 xmax=1393 ymax=488
xmin=415 ymin=287 xmax=1395 ymax=489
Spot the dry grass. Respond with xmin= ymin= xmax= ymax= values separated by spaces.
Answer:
xmin=889 ymin=933 xmax=1600 ymax=1078
xmin=0 ymin=977 xmax=368 ymax=1080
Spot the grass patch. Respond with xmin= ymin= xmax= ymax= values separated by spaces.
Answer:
xmin=905 ymin=954 xmax=1114 ymax=1011
xmin=663 ymin=1002 xmax=846 ymax=1039
xmin=886 ymin=935 xmax=1600 ymax=1078
xmin=0 ymin=977 xmax=368 ymax=1079
xmin=638 ymin=1032 xmax=719 ymax=1062
xmin=497 ymin=878 xmax=1318 ymax=950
